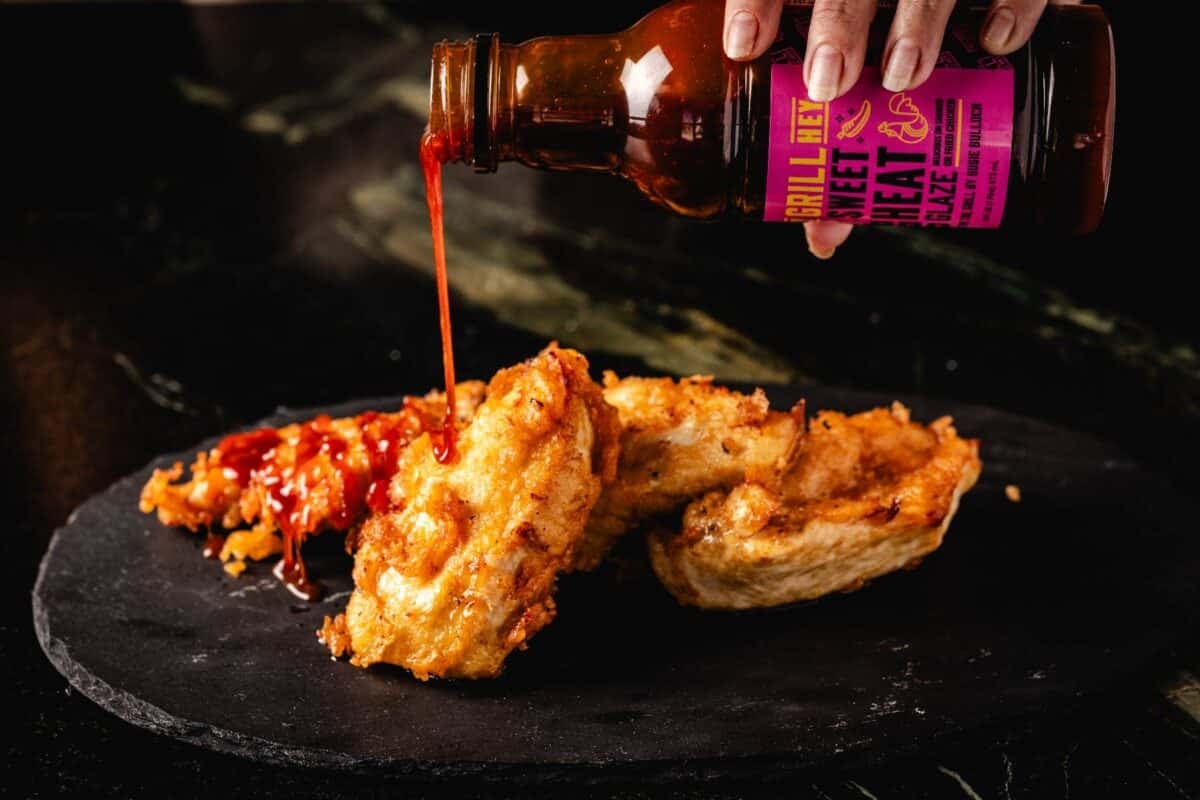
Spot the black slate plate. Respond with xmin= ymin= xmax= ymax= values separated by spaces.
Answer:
xmin=33 ymin=384 xmax=1200 ymax=778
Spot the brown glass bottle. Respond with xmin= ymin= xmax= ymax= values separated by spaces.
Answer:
xmin=428 ymin=0 xmax=1114 ymax=232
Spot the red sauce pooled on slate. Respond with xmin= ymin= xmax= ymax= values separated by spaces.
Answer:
xmin=215 ymin=426 xmax=326 ymax=599
xmin=261 ymin=416 xmax=354 ymax=600
xmin=420 ymin=129 xmax=458 ymax=464
xmin=212 ymin=404 xmax=441 ymax=597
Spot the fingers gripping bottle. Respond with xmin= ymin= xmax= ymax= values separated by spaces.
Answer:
xmin=427 ymin=0 xmax=1114 ymax=232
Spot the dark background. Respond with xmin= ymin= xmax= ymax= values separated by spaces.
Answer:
xmin=5 ymin=2 xmax=1197 ymax=797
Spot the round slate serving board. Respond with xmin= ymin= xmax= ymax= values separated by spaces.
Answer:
xmin=33 ymin=385 xmax=1200 ymax=778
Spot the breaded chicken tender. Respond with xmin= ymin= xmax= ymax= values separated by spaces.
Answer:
xmin=574 ymin=374 xmax=803 ymax=570
xmin=648 ymin=403 xmax=981 ymax=609
xmin=322 ymin=346 xmax=619 ymax=679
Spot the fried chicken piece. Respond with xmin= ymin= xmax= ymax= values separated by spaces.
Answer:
xmin=648 ymin=403 xmax=981 ymax=609
xmin=574 ymin=374 xmax=802 ymax=570
xmin=139 ymin=383 xmax=486 ymax=571
xmin=323 ymin=346 xmax=620 ymax=679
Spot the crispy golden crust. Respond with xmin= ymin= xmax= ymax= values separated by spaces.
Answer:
xmin=648 ymin=403 xmax=981 ymax=609
xmin=138 ymin=383 xmax=487 ymax=566
xmin=139 ymin=455 xmax=243 ymax=533
xmin=574 ymin=374 xmax=802 ymax=570
xmin=143 ymin=341 xmax=983 ymax=674
xmin=325 ymin=345 xmax=619 ymax=679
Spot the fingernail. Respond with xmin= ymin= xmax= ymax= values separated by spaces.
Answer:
xmin=882 ymin=39 xmax=920 ymax=92
xmin=724 ymin=11 xmax=759 ymax=60
xmin=807 ymin=44 xmax=844 ymax=103
xmin=982 ymin=8 xmax=1016 ymax=51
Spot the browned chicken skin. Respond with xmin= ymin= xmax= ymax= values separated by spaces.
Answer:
xmin=648 ymin=403 xmax=982 ymax=609
xmin=576 ymin=374 xmax=803 ymax=570
xmin=321 ymin=346 xmax=619 ymax=679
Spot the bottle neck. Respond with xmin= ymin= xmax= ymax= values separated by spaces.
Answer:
xmin=428 ymin=35 xmax=505 ymax=171
xmin=429 ymin=34 xmax=626 ymax=173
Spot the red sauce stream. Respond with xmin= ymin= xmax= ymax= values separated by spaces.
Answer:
xmin=420 ymin=129 xmax=458 ymax=464
xmin=203 ymin=131 xmax=459 ymax=597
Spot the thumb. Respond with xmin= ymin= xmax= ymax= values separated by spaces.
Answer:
xmin=804 ymin=220 xmax=854 ymax=260
xmin=724 ymin=0 xmax=785 ymax=61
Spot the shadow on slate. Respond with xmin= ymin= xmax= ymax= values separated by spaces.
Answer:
xmin=32 ymin=383 xmax=1200 ymax=780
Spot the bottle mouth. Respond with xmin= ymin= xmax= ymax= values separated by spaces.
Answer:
xmin=472 ymin=33 xmax=500 ymax=173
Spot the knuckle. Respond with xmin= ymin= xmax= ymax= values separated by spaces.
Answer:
xmin=811 ymin=0 xmax=867 ymax=30
xmin=898 ymin=0 xmax=949 ymax=24
xmin=893 ymin=0 xmax=954 ymax=41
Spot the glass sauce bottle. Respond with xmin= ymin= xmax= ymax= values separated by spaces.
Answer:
xmin=427 ymin=0 xmax=1114 ymax=232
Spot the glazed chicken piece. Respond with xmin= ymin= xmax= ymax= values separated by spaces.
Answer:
xmin=648 ymin=403 xmax=981 ymax=609
xmin=574 ymin=374 xmax=803 ymax=570
xmin=139 ymin=384 xmax=486 ymax=574
xmin=321 ymin=346 xmax=620 ymax=679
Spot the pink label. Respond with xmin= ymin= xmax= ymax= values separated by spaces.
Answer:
xmin=764 ymin=66 xmax=1013 ymax=227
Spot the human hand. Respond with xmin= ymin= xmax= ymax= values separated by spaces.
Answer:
xmin=722 ymin=0 xmax=1077 ymax=259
